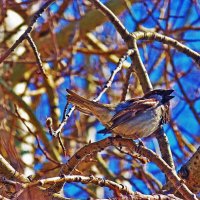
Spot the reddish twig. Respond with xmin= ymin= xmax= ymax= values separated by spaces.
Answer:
xmin=15 ymin=105 xmax=60 ymax=165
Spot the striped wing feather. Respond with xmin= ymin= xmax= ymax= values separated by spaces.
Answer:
xmin=107 ymin=99 xmax=158 ymax=131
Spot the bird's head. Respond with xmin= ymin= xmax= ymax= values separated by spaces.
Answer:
xmin=144 ymin=89 xmax=174 ymax=104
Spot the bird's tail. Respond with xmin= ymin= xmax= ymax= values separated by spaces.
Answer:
xmin=66 ymin=90 xmax=113 ymax=123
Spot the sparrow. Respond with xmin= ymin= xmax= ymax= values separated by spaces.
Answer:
xmin=66 ymin=89 xmax=174 ymax=139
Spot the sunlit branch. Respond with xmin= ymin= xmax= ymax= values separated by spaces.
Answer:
xmin=61 ymin=137 xmax=197 ymax=200
xmin=0 ymin=154 xmax=28 ymax=182
xmin=26 ymin=34 xmax=47 ymax=78
xmin=131 ymin=31 xmax=200 ymax=66
xmin=24 ymin=174 xmax=134 ymax=196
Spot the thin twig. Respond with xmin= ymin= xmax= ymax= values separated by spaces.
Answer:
xmin=120 ymin=64 xmax=133 ymax=101
xmin=50 ymin=105 xmax=75 ymax=137
xmin=89 ymin=0 xmax=129 ymax=42
xmin=94 ymin=49 xmax=134 ymax=102
xmin=0 ymin=0 xmax=56 ymax=64
xmin=26 ymin=33 xmax=47 ymax=78
xmin=15 ymin=105 xmax=60 ymax=165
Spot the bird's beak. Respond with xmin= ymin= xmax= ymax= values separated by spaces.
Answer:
xmin=163 ymin=89 xmax=174 ymax=95
xmin=164 ymin=95 xmax=175 ymax=101
xmin=163 ymin=89 xmax=174 ymax=101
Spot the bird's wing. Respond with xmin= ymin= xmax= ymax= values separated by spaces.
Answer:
xmin=107 ymin=98 xmax=159 ymax=131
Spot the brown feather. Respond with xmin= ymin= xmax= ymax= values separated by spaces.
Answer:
xmin=107 ymin=99 xmax=158 ymax=131
xmin=66 ymin=89 xmax=114 ymax=123
xmin=111 ymin=99 xmax=158 ymax=121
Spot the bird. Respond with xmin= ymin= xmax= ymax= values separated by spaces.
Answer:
xmin=66 ymin=89 xmax=174 ymax=139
